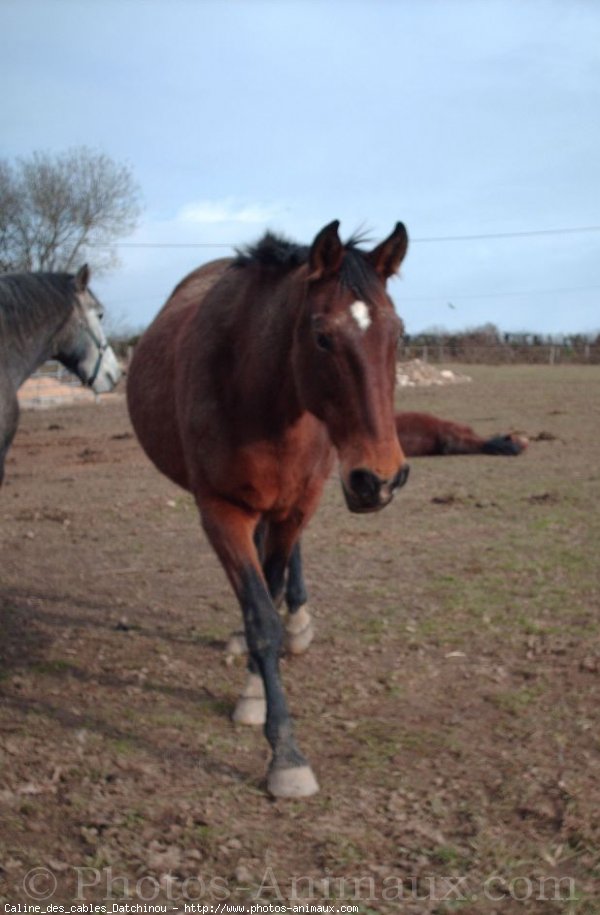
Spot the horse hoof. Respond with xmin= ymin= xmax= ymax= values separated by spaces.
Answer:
xmin=232 ymin=672 xmax=266 ymax=725
xmin=225 ymin=631 xmax=248 ymax=656
xmin=284 ymin=606 xmax=314 ymax=655
xmin=267 ymin=765 xmax=319 ymax=798
xmin=232 ymin=696 xmax=266 ymax=726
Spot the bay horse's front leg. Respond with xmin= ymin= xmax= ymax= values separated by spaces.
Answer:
xmin=257 ymin=527 xmax=315 ymax=654
xmin=225 ymin=535 xmax=315 ymax=658
xmin=199 ymin=497 xmax=319 ymax=798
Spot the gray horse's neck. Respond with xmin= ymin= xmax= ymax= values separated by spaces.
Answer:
xmin=1 ymin=324 xmax=59 ymax=391
xmin=0 ymin=273 xmax=78 ymax=392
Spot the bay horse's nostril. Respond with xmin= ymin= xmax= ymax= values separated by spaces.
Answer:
xmin=392 ymin=463 xmax=410 ymax=491
xmin=348 ymin=468 xmax=381 ymax=504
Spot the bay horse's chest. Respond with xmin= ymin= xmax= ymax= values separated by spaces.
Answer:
xmin=209 ymin=414 xmax=334 ymax=519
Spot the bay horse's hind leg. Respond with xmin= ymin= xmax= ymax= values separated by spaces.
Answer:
xmin=200 ymin=497 xmax=318 ymax=797
xmin=481 ymin=434 xmax=528 ymax=456
xmin=283 ymin=542 xmax=315 ymax=655
xmin=432 ymin=417 xmax=527 ymax=457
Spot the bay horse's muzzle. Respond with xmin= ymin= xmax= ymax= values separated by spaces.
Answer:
xmin=343 ymin=463 xmax=410 ymax=513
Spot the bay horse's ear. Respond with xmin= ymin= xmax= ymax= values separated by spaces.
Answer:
xmin=367 ymin=222 xmax=409 ymax=280
xmin=308 ymin=220 xmax=344 ymax=280
xmin=74 ymin=264 xmax=90 ymax=292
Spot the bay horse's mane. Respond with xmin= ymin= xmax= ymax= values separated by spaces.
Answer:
xmin=234 ymin=229 xmax=381 ymax=301
xmin=0 ymin=272 xmax=75 ymax=346
xmin=234 ymin=231 xmax=311 ymax=270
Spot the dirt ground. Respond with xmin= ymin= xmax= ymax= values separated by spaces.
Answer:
xmin=1 ymin=365 xmax=599 ymax=914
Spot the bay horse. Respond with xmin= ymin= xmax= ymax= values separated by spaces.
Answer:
xmin=395 ymin=411 xmax=527 ymax=457
xmin=0 ymin=265 xmax=121 ymax=485
xmin=127 ymin=221 xmax=410 ymax=797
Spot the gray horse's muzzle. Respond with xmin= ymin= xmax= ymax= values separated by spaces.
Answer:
xmin=90 ymin=345 xmax=122 ymax=394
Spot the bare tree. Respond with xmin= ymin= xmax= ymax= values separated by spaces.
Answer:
xmin=0 ymin=147 xmax=142 ymax=274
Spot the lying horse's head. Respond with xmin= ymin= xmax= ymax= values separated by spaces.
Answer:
xmin=293 ymin=221 xmax=409 ymax=513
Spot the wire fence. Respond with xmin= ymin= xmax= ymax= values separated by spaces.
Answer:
xmin=399 ymin=337 xmax=600 ymax=365
xmin=30 ymin=361 xmax=82 ymax=384
xmin=20 ymin=362 xmax=100 ymax=409
xmin=29 ymin=335 xmax=600 ymax=395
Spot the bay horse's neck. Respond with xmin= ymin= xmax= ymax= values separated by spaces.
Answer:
xmin=212 ymin=266 xmax=306 ymax=435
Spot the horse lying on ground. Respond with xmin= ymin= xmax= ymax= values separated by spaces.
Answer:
xmin=127 ymin=221 xmax=410 ymax=797
xmin=395 ymin=411 xmax=527 ymax=457
xmin=0 ymin=265 xmax=121 ymax=485
xmin=227 ymin=411 xmax=528 ymax=657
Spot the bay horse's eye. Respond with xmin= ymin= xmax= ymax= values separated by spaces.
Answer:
xmin=315 ymin=332 xmax=334 ymax=352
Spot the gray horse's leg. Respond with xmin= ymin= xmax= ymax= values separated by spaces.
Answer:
xmin=0 ymin=377 xmax=19 ymax=487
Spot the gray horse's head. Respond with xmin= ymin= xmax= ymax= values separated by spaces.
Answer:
xmin=55 ymin=265 xmax=122 ymax=393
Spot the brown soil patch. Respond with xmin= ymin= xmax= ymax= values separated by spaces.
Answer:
xmin=1 ymin=365 xmax=599 ymax=913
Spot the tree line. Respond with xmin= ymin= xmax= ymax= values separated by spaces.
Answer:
xmin=400 ymin=323 xmax=600 ymax=364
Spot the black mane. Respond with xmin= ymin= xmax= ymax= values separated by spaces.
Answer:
xmin=234 ymin=232 xmax=310 ymax=270
xmin=234 ymin=230 xmax=380 ymax=301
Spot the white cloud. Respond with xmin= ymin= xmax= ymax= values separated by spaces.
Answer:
xmin=177 ymin=198 xmax=282 ymax=225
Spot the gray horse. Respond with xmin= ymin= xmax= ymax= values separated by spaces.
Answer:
xmin=0 ymin=264 xmax=121 ymax=484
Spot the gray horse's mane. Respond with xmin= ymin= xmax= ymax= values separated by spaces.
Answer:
xmin=0 ymin=272 xmax=76 ymax=346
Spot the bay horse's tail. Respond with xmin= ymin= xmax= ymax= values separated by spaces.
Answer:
xmin=395 ymin=412 xmax=528 ymax=457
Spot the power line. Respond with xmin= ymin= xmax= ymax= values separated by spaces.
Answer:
xmin=102 ymin=242 xmax=231 ymax=248
xmin=97 ymin=223 xmax=600 ymax=309
xmin=411 ymin=225 xmax=600 ymax=243
xmin=106 ymin=280 xmax=600 ymax=310
xmin=91 ymin=223 xmax=600 ymax=250
xmin=403 ymin=282 xmax=600 ymax=303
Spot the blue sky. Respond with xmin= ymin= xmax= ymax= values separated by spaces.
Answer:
xmin=1 ymin=0 xmax=599 ymax=335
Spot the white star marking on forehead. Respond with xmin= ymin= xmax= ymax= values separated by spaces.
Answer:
xmin=349 ymin=300 xmax=371 ymax=332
